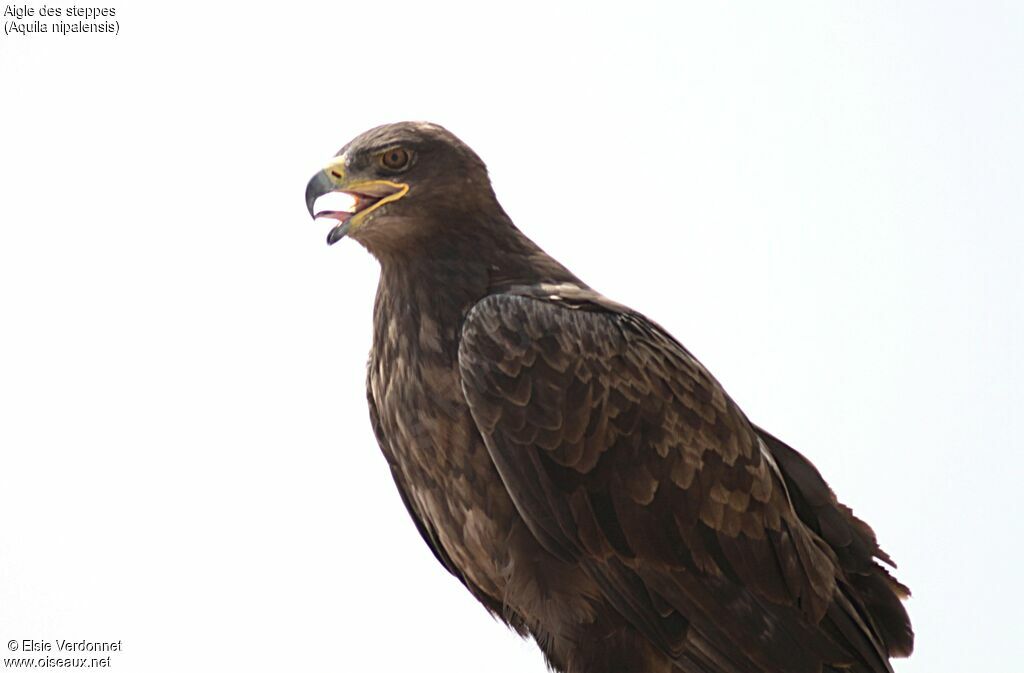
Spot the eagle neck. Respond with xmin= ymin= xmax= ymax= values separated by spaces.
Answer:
xmin=370 ymin=222 xmax=580 ymax=363
xmin=372 ymin=251 xmax=489 ymax=367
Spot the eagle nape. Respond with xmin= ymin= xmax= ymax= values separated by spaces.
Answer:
xmin=302 ymin=121 xmax=913 ymax=673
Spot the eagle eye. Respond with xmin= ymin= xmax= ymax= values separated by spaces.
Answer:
xmin=379 ymin=147 xmax=412 ymax=172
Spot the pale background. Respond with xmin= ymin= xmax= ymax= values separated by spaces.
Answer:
xmin=1 ymin=2 xmax=1020 ymax=672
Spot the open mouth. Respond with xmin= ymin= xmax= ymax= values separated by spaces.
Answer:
xmin=309 ymin=181 xmax=407 ymax=245
xmin=312 ymin=191 xmax=381 ymax=223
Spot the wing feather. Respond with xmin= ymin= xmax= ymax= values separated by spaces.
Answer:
xmin=458 ymin=290 xmax=908 ymax=672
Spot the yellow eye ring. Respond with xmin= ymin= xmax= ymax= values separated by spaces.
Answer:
xmin=380 ymin=147 xmax=411 ymax=171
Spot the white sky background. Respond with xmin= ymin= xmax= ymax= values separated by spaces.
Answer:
xmin=1 ymin=1 xmax=1021 ymax=671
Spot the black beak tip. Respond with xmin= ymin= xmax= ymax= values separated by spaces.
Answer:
xmin=326 ymin=222 xmax=350 ymax=246
xmin=305 ymin=170 xmax=332 ymax=219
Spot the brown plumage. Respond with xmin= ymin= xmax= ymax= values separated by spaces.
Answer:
xmin=304 ymin=121 xmax=913 ymax=673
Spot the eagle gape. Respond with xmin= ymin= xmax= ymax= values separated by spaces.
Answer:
xmin=304 ymin=122 xmax=913 ymax=673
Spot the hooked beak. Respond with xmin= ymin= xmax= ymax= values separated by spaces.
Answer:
xmin=305 ymin=157 xmax=409 ymax=245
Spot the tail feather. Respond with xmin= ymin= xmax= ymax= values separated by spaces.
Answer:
xmin=756 ymin=426 xmax=914 ymax=659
